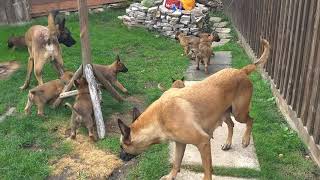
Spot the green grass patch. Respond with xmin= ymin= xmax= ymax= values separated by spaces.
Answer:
xmin=0 ymin=9 xmax=188 ymax=179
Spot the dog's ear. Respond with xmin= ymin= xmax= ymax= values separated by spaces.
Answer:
xmin=73 ymin=79 xmax=80 ymax=87
xmin=171 ymin=77 xmax=176 ymax=83
xmin=118 ymin=119 xmax=131 ymax=143
xmin=59 ymin=18 xmax=66 ymax=30
xmin=115 ymin=55 xmax=120 ymax=62
xmin=132 ymin=107 xmax=141 ymax=123
xmin=181 ymin=77 xmax=185 ymax=81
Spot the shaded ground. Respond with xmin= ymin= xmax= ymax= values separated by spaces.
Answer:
xmin=0 ymin=61 xmax=20 ymax=80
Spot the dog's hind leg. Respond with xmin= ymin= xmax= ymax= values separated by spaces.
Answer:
xmin=222 ymin=113 xmax=234 ymax=151
xmin=161 ymin=142 xmax=186 ymax=180
xmin=24 ymin=91 xmax=34 ymax=114
xmin=232 ymin=79 xmax=253 ymax=147
xmin=196 ymin=137 xmax=212 ymax=180
xmin=20 ymin=56 xmax=34 ymax=90
xmin=53 ymin=52 xmax=64 ymax=76
xmin=34 ymin=58 xmax=45 ymax=86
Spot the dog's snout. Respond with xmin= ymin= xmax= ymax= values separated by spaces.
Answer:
xmin=119 ymin=148 xmax=136 ymax=161
xmin=121 ymin=67 xmax=128 ymax=73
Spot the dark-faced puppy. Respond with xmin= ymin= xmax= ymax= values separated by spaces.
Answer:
xmin=93 ymin=55 xmax=129 ymax=94
xmin=65 ymin=78 xmax=97 ymax=141
xmin=7 ymin=35 xmax=27 ymax=50
xmin=24 ymin=71 xmax=74 ymax=116
xmin=55 ymin=17 xmax=76 ymax=47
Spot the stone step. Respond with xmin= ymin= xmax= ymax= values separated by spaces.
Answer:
xmin=175 ymin=170 xmax=256 ymax=180
xmin=213 ymin=21 xmax=229 ymax=28
xmin=215 ymin=27 xmax=231 ymax=33
xmin=212 ymin=38 xmax=231 ymax=47
xmin=210 ymin=16 xmax=222 ymax=23
xmin=169 ymin=119 xmax=260 ymax=170
xmin=218 ymin=33 xmax=232 ymax=39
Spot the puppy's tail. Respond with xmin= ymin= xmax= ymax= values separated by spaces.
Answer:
xmin=241 ymin=38 xmax=270 ymax=75
xmin=65 ymin=103 xmax=81 ymax=117
xmin=157 ymin=83 xmax=167 ymax=92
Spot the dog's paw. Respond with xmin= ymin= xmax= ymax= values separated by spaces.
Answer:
xmin=221 ymin=143 xmax=232 ymax=151
xmin=19 ymin=84 xmax=28 ymax=90
xmin=242 ymin=137 xmax=250 ymax=148
xmin=160 ymin=175 xmax=175 ymax=180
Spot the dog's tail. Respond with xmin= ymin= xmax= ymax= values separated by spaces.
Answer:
xmin=65 ymin=102 xmax=81 ymax=117
xmin=158 ymin=83 xmax=167 ymax=92
xmin=48 ymin=11 xmax=58 ymax=42
xmin=241 ymin=39 xmax=270 ymax=75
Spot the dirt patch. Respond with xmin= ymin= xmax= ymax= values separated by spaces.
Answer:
xmin=48 ymin=127 xmax=122 ymax=179
xmin=0 ymin=61 xmax=20 ymax=80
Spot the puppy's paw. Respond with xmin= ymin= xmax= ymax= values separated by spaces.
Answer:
xmin=242 ymin=137 xmax=250 ymax=148
xmin=221 ymin=143 xmax=232 ymax=151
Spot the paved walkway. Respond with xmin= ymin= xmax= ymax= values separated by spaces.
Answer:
xmin=168 ymin=35 xmax=260 ymax=179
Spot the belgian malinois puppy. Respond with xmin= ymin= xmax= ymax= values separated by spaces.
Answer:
xmin=7 ymin=35 xmax=26 ymax=50
xmin=93 ymin=55 xmax=129 ymax=94
xmin=118 ymin=39 xmax=270 ymax=180
xmin=157 ymin=77 xmax=185 ymax=92
xmin=65 ymin=77 xmax=97 ymax=141
xmin=20 ymin=11 xmax=75 ymax=90
xmin=24 ymin=71 xmax=74 ymax=116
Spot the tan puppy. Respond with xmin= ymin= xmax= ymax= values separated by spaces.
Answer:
xmin=7 ymin=35 xmax=27 ymax=50
xmin=157 ymin=77 xmax=185 ymax=92
xmin=175 ymin=32 xmax=200 ymax=57
xmin=93 ymin=55 xmax=129 ymax=94
xmin=20 ymin=12 xmax=75 ymax=90
xmin=24 ymin=71 xmax=74 ymax=116
xmin=65 ymin=78 xmax=97 ymax=141
xmin=118 ymin=39 xmax=270 ymax=180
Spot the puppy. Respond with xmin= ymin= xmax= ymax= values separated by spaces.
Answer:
xmin=157 ymin=77 xmax=185 ymax=92
xmin=24 ymin=71 xmax=74 ymax=116
xmin=176 ymin=32 xmax=200 ymax=57
xmin=93 ymin=55 xmax=129 ymax=94
xmin=7 ymin=35 xmax=26 ymax=50
xmin=193 ymin=33 xmax=220 ymax=74
xmin=65 ymin=78 xmax=97 ymax=141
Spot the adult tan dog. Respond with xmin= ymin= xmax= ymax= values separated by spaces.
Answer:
xmin=20 ymin=12 xmax=74 ymax=90
xmin=118 ymin=38 xmax=270 ymax=180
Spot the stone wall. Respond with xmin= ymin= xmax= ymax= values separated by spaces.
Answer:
xmin=120 ymin=3 xmax=209 ymax=38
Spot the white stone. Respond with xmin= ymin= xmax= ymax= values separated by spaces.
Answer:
xmin=216 ymin=28 xmax=231 ymax=33
xmin=148 ymin=6 xmax=158 ymax=13
xmin=210 ymin=16 xmax=222 ymax=23
xmin=213 ymin=21 xmax=229 ymax=28
xmin=163 ymin=26 xmax=173 ymax=31
xmin=190 ymin=27 xmax=199 ymax=32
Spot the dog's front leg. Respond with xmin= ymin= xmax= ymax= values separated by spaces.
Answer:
xmin=197 ymin=140 xmax=213 ymax=180
xmin=222 ymin=115 xmax=234 ymax=151
xmin=161 ymin=142 xmax=186 ymax=180
xmin=24 ymin=92 xmax=34 ymax=114
xmin=114 ymin=80 xmax=128 ymax=94
xmin=20 ymin=56 xmax=34 ymax=90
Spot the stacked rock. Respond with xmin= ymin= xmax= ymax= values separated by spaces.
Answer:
xmin=121 ymin=3 xmax=209 ymax=38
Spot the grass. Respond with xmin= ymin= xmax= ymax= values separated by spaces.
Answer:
xmin=0 ymin=9 xmax=187 ymax=179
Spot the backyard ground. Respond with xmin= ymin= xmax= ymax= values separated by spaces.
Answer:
xmin=0 ymin=8 xmax=319 ymax=180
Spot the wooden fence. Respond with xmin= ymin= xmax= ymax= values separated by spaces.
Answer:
xmin=221 ymin=0 xmax=320 ymax=164
xmin=0 ymin=0 xmax=30 ymax=24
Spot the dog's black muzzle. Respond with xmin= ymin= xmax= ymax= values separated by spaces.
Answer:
xmin=120 ymin=67 xmax=128 ymax=73
xmin=119 ymin=146 xmax=136 ymax=161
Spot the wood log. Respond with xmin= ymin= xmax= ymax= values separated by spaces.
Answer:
xmin=52 ymin=65 xmax=83 ymax=108
xmin=94 ymin=67 xmax=124 ymax=102
xmin=85 ymin=64 xmax=105 ymax=139
xmin=59 ymin=90 xmax=79 ymax=98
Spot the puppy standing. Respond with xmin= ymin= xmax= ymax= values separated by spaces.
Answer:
xmin=24 ymin=71 xmax=74 ymax=116
xmin=118 ymin=39 xmax=270 ymax=180
xmin=93 ymin=55 xmax=129 ymax=94
xmin=20 ymin=12 xmax=76 ymax=90
xmin=65 ymin=78 xmax=97 ymax=141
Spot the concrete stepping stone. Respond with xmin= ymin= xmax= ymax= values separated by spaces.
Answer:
xmin=185 ymin=51 xmax=232 ymax=81
xmin=169 ymin=118 xmax=260 ymax=170
xmin=210 ymin=17 xmax=222 ymax=23
xmin=218 ymin=33 xmax=232 ymax=39
xmin=216 ymin=28 xmax=231 ymax=33
xmin=212 ymin=38 xmax=231 ymax=47
xmin=213 ymin=21 xmax=229 ymax=28
xmin=175 ymin=170 xmax=255 ymax=180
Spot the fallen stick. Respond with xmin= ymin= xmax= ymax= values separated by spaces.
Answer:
xmin=59 ymin=90 xmax=79 ymax=98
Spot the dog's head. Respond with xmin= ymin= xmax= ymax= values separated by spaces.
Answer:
xmin=114 ymin=55 xmax=128 ymax=73
xmin=118 ymin=107 xmax=148 ymax=161
xmin=175 ymin=32 xmax=187 ymax=41
xmin=60 ymin=71 xmax=74 ymax=82
xmin=171 ymin=77 xmax=185 ymax=88
xmin=74 ymin=77 xmax=88 ymax=91
xmin=211 ymin=32 xmax=220 ymax=42
xmin=56 ymin=18 xmax=76 ymax=47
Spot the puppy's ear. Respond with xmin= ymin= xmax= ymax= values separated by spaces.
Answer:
xmin=118 ymin=119 xmax=131 ymax=143
xmin=59 ymin=18 xmax=66 ymax=30
xmin=171 ymin=77 xmax=176 ymax=83
xmin=115 ymin=55 xmax=120 ymax=62
xmin=181 ymin=77 xmax=185 ymax=81
xmin=132 ymin=107 xmax=141 ymax=123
